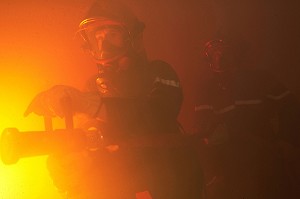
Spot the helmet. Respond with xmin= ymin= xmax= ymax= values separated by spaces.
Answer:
xmin=204 ymin=39 xmax=235 ymax=73
xmin=77 ymin=0 xmax=147 ymax=98
xmin=77 ymin=0 xmax=145 ymax=64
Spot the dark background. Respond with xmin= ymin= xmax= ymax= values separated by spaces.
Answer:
xmin=129 ymin=0 xmax=300 ymax=132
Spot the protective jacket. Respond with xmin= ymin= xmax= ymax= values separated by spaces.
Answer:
xmin=194 ymin=68 xmax=300 ymax=199
xmin=93 ymin=59 xmax=184 ymax=141
xmin=49 ymin=59 xmax=203 ymax=199
xmin=194 ymin=69 xmax=296 ymax=143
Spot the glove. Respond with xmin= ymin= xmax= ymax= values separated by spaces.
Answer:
xmin=24 ymin=85 xmax=101 ymax=118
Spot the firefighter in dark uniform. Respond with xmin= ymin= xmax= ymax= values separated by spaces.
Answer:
xmin=24 ymin=0 xmax=203 ymax=198
xmin=194 ymin=39 xmax=300 ymax=199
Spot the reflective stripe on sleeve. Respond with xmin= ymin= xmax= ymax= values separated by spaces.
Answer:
xmin=215 ymin=105 xmax=235 ymax=114
xmin=153 ymin=77 xmax=180 ymax=88
xmin=266 ymin=90 xmax=290 ymax=100
xmin=195 ymin=99 xmax=263 ymax=114
xmin=195 ymin=105 xmax=213 ymax=111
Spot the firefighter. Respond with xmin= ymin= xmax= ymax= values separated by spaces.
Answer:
xmin=194 ymin=39 xmax=300 ymax=199
xmin=25 ymin=0 xmax=203 ymax=198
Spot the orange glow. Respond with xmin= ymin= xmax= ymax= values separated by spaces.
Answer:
xmin=0 ymin=72 xmax=63 ymax=198
xmin=0 ymin=2 xmax=95 ymax=198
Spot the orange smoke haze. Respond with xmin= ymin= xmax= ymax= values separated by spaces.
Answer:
xmin=0 ymin=0 xmax=217 ymax=198
xmin=0 ymin=1 xmax=96 ymax=198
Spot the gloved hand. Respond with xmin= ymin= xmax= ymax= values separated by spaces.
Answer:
xmin=24 ymin=85 xmax=101 ymax=118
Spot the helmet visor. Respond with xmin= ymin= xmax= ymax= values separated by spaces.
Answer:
xmin=79 ymin=18 xmax=130 ymax=63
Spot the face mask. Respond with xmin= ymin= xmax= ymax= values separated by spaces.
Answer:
xmin=208 ymin=45 xmax=235 ymax=73
xmin=84 ymin=25 xmax=130 ymax=63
